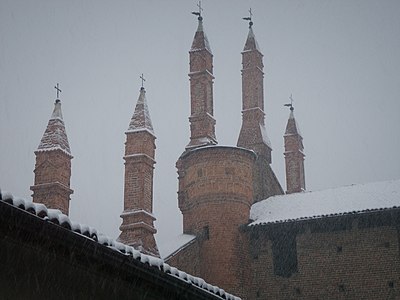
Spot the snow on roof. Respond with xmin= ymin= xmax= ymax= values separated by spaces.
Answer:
xmin=37 ymin=101 xmax=71 ymax=155
xmin=127 ymin=88 xmax=154 ymax=134
xmin=250 ymin=179 xmax=400 ymax=226
xmin=0 ymin=190 xmax=240 ymax=300
xmin=259 ymin=123 xmax=272 ymax=149
xmin=161 ymin=233 xmax=196 ymax=260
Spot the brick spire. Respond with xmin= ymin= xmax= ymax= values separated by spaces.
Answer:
xmin=237 ymin=22 xmax=284 ymax=201
xmin=237 ymin=25 xmax=271 ymax=162
xmin=31 ymin=99 xmax=73 ymax=215
xmin=284 ymin=109 xmax=306 ymax=194
xmin=186 ymin=15 xmax=217 ymax=150
xmin=118 ymin=87 xmax=159 ymax=257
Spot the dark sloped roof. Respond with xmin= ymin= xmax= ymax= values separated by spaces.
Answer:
xmin=0 ymin=190 xmax=240 ymax=300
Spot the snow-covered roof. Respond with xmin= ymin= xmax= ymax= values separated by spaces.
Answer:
xmin=259 ymin=123 xmax=272 ymax=149
xmin=161 ymin=233 xmax=197 ymax=260
xmin=127 ymin=87 xmax=154 ymax=135
xmin=37 ymin=100 xmax=71 ymax=156
xmin=0 ymin=190 xmax=240 ymax=300
xmin=250 ymin=179 xmax=400 ymax=226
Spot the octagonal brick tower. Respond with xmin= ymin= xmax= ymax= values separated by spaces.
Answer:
xmin=186 ymin=14 xmax=217 ymax=150
xmin=175 ymin=15 xmax=257 ymax=297
xmin=118 ymin=86 xmax=159 ymax=257
xmin=284 ymin=107 xmax=306 ymax=194
xmin=237 ymin=21 xmax=283 ymax=201
xmin=31 ymin=99 xmax=73 ymax=215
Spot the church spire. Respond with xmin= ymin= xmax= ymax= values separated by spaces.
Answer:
xmin=237 ymin=17 xmax=271 ymax=161
xmin=284 ymin=99 xmax=306 ymax=194
xmin=37 ymin=99 xmax=72 ymax=155
xmin=127 ymin=86 xmax=154 ymax=135
xmin=119 ymin=84 xmax=159 ymax=257
xmin=31 ymin=85 xmax=73 ymax=215
xmin=186 ymin=3 xmax=217 ymax=150
xmin=237 ymin=13 xmax=284 ymax=201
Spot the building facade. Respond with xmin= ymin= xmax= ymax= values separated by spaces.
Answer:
xmin=28 ymin=13 xmax=400 ymax=300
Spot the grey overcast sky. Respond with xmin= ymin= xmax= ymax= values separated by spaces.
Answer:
xmin=1 ymin=0 xmax=399 ymax=255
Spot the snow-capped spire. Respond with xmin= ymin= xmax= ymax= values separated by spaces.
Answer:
xmin=37 ymin=100 xmax=71 ymax=156
xmin=243 ymin=26 xmax=261 ymax=52
xmin=51 ymin=99 xmax=63 ymax=120
xmin=190 ymin=15 xmax=212 ymax=53
xmin=285 ymin=109 xmax=302 ymax=137
xmin=284 ymin=103 xmax=305 ymax=194
xmin=32 ymin=96 xmax=73 ymax=215
xmin=127 ymin=87 xmax=154 ymax=135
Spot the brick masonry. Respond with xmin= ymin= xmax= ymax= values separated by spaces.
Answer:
xmin=176 ymin=146 xmax=256 ymax=296
xmin=31 ymin=147 xmax=73 ymax=215
xmin=118 ymin=130 xmax=159 ymax=257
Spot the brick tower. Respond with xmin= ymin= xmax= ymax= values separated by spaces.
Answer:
xmin=186 ymin=12 xmax=217 ymax=150
xmin=237 ymin=19 xmax=283 ymax=201
xmin=173 ymin=12 xmax=257 ymax=298
xmin=118 ymin=86 xmax=159 ymax=257
xmin=31 ymin=96 xmax=73 ymax=215
xmin=284 ymin=104 xmax=305 ymax=194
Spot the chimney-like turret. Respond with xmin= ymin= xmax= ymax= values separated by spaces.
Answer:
xmin=118 ymin=86 xmax=159 ymax=257
xmin=31 ymin=96 xmax=73 ymax=215
xmin=284 ymin=106 xmax=305 ymax=194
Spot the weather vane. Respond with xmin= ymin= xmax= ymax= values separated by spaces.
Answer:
xmin=192 ymin=1 xmax=203 ymax=21
xmin=284 ymin=94 xmax=294 ymax=111
xmin=54 ymin=83 xmax=62 ymax=100
xmin=140 ymin=73 xmax=146 ymax=89
xmin=242 ymin=8 xmax=253 ymax=28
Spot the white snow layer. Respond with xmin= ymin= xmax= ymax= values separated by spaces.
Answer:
xmin=127 ymin=88 xmax=154 ymax=133
xmin=0 ymin=189 xmax=240 ymax=300
xmin=161 ymin=234 xmax=196 ymax=259
xmin=250 ymin=179 xmax=400 ymax=226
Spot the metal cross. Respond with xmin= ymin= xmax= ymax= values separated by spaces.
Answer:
xmin=197 ymin=1 xmax=203 ymax=17
xmin=284 ymin=94 xmax=295 ymax=111
xmin=243 ymin=8 xmax=253 ymax=27
xmin=140 ymin=74 xmax=146 ymax=88
xmin=54 ymin=83 xmax=62 ymax=99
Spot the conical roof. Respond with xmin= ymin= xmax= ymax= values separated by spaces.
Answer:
xmin=243 ymin=27 xmax=261 ymax=52
xmin=127 ymin=87 xmax=154 ymax=135
xmin=285 ymin=110 xmax=302 ymax=137
xmin=37 ymin=100 xmax=71 ymax=156
xmin=190 ymin=18 xmax=212 ymax=53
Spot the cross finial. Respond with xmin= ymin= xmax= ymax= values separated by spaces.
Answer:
xmin=243 ymin=8 xmax=253 ymax=28
xmin=140 ymin=73 xmax=146 ymax=89
xmin=284 ymin=94 xmax=295 ymax=111
xmin=54 ymin=83 xmax=62 ymax=99
xmin=192 ymin=1 xmax=203 ymax=21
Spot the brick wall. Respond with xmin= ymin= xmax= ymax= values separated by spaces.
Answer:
xmin=31 ymin=149 xmax=73 ymax=215
xmin=247 ymin=211 xmax=400 ymax=299
xmin=175 ymin=146 xmax=256 ymax=296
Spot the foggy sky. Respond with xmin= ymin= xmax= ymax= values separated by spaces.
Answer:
xmin=1 ymin=0 xmax=399 ymax=256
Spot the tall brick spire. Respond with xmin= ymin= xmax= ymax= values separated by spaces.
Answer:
xmin=284 ymin=107 xmax=305 ymax=194
xmin=237 ymin=23 xmax=271 ymax=160
xmin=31 ymin=98 xmax=73 ymax=215
xmin=186 ymin=14 xmax=217 ymax=150
xmin=118 ymin=86 xmax=159 ymax=257
xmin=237 ymin=21 xmax=283 ymax=201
